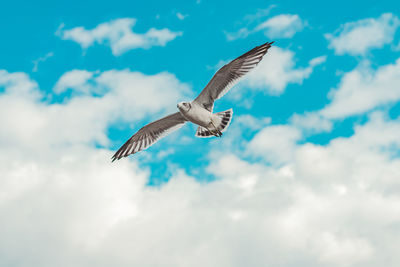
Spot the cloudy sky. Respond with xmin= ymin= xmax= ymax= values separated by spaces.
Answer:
xmin=1 ymin=0 xmax=400 ymax=266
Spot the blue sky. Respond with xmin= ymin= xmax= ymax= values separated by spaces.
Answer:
xmin=1 ymin=0 xmax=400 ymax=266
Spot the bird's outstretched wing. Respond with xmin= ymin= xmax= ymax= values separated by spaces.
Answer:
xmin=111 ymin=112 xmax=187 ymax=161
xmin=194 ymin=41 xmax=274 ymax=111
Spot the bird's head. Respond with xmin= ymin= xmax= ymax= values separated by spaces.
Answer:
xmin=177 ymin=101 xmax=191 ymax=112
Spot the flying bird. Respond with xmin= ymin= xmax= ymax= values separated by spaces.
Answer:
xmin=112 ymin=41 xmax=274 ymax=161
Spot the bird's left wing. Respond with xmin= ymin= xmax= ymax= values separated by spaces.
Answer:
xmin=194 ymin=41 xmax=274 ymax=111
xmin=111 ymin=112 xmax=187 ymax=161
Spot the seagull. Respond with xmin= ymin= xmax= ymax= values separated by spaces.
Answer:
xmin=112 ymin=41 xmax=274 ymax=161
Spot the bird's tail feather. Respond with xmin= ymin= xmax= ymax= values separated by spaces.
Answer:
xmin=195 ymin=109 xmax=233 ymax=138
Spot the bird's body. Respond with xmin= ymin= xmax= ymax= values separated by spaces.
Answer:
xmin=112 ymin=41 xmax=274 ymax=161
xmin=178 ymin=102 xmax=218 ymax=131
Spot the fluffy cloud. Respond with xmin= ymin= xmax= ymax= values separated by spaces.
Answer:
xmin=0 ymin=69 xmax=39 ymax=96
xmin=234 ymin=114 xmax=271 ymax=131
xmin=54 ymin=69 xmax=95 ymax=94
xmin=209 ymin=112 xmax=400 ymax=267
xmin=1 ymin=67 xmax=400 ymax=267
xmin=325 ymin=13 xmax=400 ymax=56
xmin=242 ymin=47 xmax=326 ymax=95
xmin=58 ymin=18 xmax=182 ymax=56
xmin=290 ymin=112 xmax=333 ymax=133
xmin=225 ymin=13 xmax=304 ymax=41
xmin=321 ymin=58 xmax=400 ymax=119
xmin=288 ymin=54 xmax=400 ymax=126
xmin=246 ymin=125 xmax=301 ymax=165
xmin=255 ymin=14 xmax=305 ymax=38
xmin=0 ymin=69 xmax=191 ymax=151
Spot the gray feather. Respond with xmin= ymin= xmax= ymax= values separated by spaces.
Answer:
xmin=194 ymin=41 xmax=274 ymax=111
xmin=111 ymin=112 xmax=187 ymax=161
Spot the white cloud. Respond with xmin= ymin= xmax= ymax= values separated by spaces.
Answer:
xmin=203 ymin=114 xmax=272 ymax=154
xmin=54 ymin=69 xmax=95 ymax=94
xmin=247 ymin=125 xmax=301 ymax=165
xmin=225 ymin=28 xmax=251 ymax=41
xmin=32 ymin=52 xmax=54 ymax=72
xmin=325 ymin=13 xmax=400 ymax=56
xmin=226 ymin=13 xmax=304 ymax=41
xmin=321 ymin=58 xmax=400 ymax=119
xmin=0 ymin=69 xmax=39 ymax=97
xmin=58 ymin=18 xmax=182 ymax=56
xmin=242 ymin=47 xmax=326 ymax=95
xmin=242 ymin=6 xmax=276 ymax=23
xmin=234 ymin=114 xmax=271 ymax=131
xmin=290 ymin=112 xmax=333 ymax=133
xmin=176 ymin=12 xmax=188 ymax=20
xmin=207 ymin=113 xmax=400 ymax=266
xmin=294 ymin=112 xmax=400 ymax=191
xmin=0 ymin=69 xmax=191 ymax=152
xmin=94 ymin=69 xmax=192 ymax=121
xmin=309 ymin=55 xmax=327 ymax=66
xmin=1 ymin=68 xmax=400 ymax=267
xmin=255 ymin=14 xmax=305 ymax=38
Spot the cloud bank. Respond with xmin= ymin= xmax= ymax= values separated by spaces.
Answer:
xmin=1 ymin=66 xmax=400 ymax=266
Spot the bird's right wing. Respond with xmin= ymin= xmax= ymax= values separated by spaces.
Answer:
xmin=194 ymin=41 xmax=274 ymax=111
xmin=111 ymin=112 xmax=187 ymax=161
